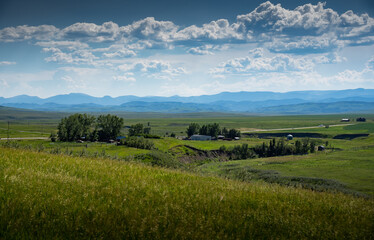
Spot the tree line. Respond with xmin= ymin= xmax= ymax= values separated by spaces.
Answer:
xmin=57 ymin=114 xmax=124 ymax=142
xmin=186 ymin=123 xmax=240 ymax=139
xmin=219 ymin=138 xmax=316 ymax=160
xmin=57 ymin=114 xmax=161 ymax=142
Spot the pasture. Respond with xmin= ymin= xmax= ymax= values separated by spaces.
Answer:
xmin=1 ymin=111 xmax=374 ymax=238
xmin=1 ymin=148 xmax=373 ymax=239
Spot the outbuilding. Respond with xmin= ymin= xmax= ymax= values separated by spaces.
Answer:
xmin=287 ymin=134 xmax=293 ymax=140
xmin=341 ymin=118 xmax=350 ymax=122
xmin=318 ymin=145 xmax=325 ymax=151
xmin=190 ymin=135 xmax=211 ymax=141
xmin=217 ymin=135 xmax=225 ymax=140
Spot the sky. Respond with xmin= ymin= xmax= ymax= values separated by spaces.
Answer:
xmin=0 ymin=0 xmax=373 ymax=98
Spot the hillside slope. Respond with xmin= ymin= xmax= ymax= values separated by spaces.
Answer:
xmin=0 ymin=148 xmax=373 ymax=239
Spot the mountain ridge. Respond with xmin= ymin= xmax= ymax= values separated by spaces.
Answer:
xmin=1 ymin=88 xmax=374 ymax=105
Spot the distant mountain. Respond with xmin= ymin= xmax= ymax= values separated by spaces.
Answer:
xmin=1 ymin=89 xmax=374 ymax=114
xmin=1 ymin=89 xmax=374 ymax=106
xmin=259 ymin=101 xmax=374 ymax=114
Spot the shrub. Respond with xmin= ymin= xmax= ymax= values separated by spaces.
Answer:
xmin=121 ymin=136 xmax=155 ymax=150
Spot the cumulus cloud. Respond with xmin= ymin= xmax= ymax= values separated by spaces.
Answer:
xmin=187 ymin=44 xmax=230 ymax=55
xmin=210 ymin=54 xmax=314 ymax=75
xmin=210 ymin=51 xmax=348 ymax=76
xmin=366 ymin=56 xmax=374 ymax=70
xmin=0 ymin=1 xmax=373 ymax=66
xmin=120 ymin=60 xmax=186 ymax=74
xmin=249 ymin=48 xmax=264 ymax=58
xmin=118 ymin=60 xmax=186 ymax=80
xmin=175 ymin=19 xmax=245 ymax=42
xmin=121 ymin=17 xmax=178 ymax=42
xmin=0 ymin=25 xmax=59 ymax=42
xmin=36 ymin=41 xmax=89 ymax=50
xmin=113 ymin=72 xmax=136 ymax=82
xmin=43 ymin=47 xmax=98 ymax=65
xmin=60 ymin=21 xmax=121 ymax=42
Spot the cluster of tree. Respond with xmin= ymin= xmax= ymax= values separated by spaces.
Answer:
xmin=128 ymin=123 xmax=160 ymax=138
xmin=186 ymin=123 xmax=240 ymax=138
xmin=253 ymin=138 xmax=315 ymax=157
xmin=219 ymin=144 xmax=256 ymax=160
xmin=219 ymin=138 xmax=316 ymax=160
xmin=57 ymin=114 xmax=124 ymax=142
xmin=356 ymin=117 xmax=366 ymax=122
xmin=119 ymin=136 xmax=154 ymax=150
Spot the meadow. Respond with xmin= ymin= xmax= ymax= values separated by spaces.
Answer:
xmin=1 ymin=111 xmax=374 ymax=238
xmin=1 ymin=148 xmax=373 ymax=239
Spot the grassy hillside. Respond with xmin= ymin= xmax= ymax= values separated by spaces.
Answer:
xmin=1 ymin=148 xmax=373 ymax=239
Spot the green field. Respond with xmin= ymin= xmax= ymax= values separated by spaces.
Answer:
xmin=1 ymin=148 xmax=373 ymax=239
xmin=1 ymin=111 xmax=374 ymax=238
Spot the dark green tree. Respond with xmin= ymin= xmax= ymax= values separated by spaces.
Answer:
xmin=227 ymin=128 xmax=241 ymax=139
xmin=186 ymin=123 xmax=200 ymax=137
xmin=97 ymin=114 xmax=124 ymax=141
xmin=128 ymin=123 xmax=144 ymax=136
xmin=221 ymin=127 xmax=228 ymax=137
xmin=199 ymin=125 xmax=208 ymax=136
xmin=57 ymin=113 xmax=95 ymax=142
xmin=143 ymin=127 xmax=151 ymax=134
xmin=207 ymin=123 xmax=220 ymax=138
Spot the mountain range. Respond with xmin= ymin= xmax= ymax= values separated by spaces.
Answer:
xmin=1 ymin=88 xmax=374 ymax=114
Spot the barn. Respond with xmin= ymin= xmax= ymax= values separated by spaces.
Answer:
xmin=190 ymin=135 xmax=211 ymax=141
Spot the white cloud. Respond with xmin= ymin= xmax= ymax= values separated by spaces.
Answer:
xmin=43 ymin=47 xmax=98 ymax=65
xmin=367 ymin=56 xmax=374 ymax=70
xmin=0 ymin=25 xmax=59 ymax=42
xmin=0 ymin=61 xmax=16 ymax=66
xmin=121 ymin=17 xmax=178 ymax=42
xmin=35 ymin=41 xmax=89 ymax=50
xmin=0 ymin=2 xmax=373 ymax=59
xmin=119 ymin=60 xmax=186 ymax=75
xmin=113 ymin=72 xmax=136 ymax=82
xmin=102 ymin=49 xmax=136 ymax=58
xmin=176 ymin=19 xmax=244 ymax=42
xmin=210 ymin=54 xmax=315 ymax=75
xmin=249 ymin=48 xmax=264 ymax=58
xmin=187 ymin=47 xmax=214 ymax=55
xmin=60 ymin=21 xmax=120 ymax=42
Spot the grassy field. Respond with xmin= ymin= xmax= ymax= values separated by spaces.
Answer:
xmin=199 ymin=124 xmax=374 ymax=196
xmin=1 ymin=111 xmax=374 ymax=238
xmin=1 ymin=111 xmax=373 ymax=138
xmin=1 ymin=148 xmax=373 ymax=239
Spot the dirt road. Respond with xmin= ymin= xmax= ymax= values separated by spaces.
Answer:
xmin=241 ymin=123 xmax=355 ymax=133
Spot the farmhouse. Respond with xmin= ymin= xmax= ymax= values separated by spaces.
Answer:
xmin=217 ymin=135 xmax=225 ymax=139
xmin=318 ymin=145 xmax=325 ymax=151
xmin=190 ymin=135 xmax=211 ymax=141
xmin=341 ymin=118 xmax=350 ymax=122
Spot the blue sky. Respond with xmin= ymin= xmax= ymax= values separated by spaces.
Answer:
xmin=0 ymin=0 xmax=373 ymax=98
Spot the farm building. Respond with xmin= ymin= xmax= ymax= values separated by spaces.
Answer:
xmin=318 ymin=145 xmax=325 ymax=151
xmin=217 ymin=135 xmax=225 ymax=139
xmin=287 ymin=134 xmax=293 ymax=140
xmin=190 ymin=135 xmax=211 ymax=141
xmin=116 ymin=136 xmax=126 ymax=141
xmin=341 ymin=118 xmax=350 ymax=122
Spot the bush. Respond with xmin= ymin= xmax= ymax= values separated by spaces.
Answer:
xmin=121 ymin=136 xmax=155 ymax=150
xmin=135 ymin=150 xmax=182 ymax=169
